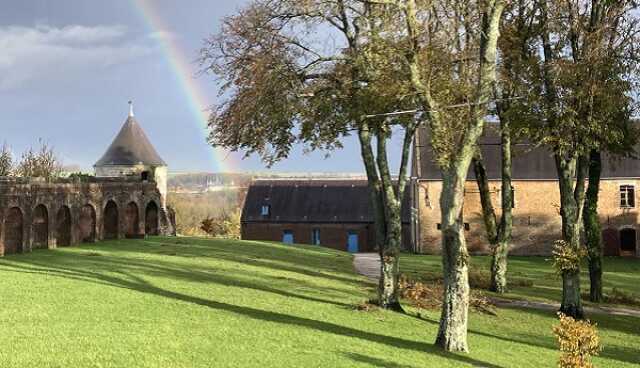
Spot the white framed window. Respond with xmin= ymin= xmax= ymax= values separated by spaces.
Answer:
xmin=312 ymin=229 xmax=321 ymax=245
xmin=261 ymin=204 xmax=271 ymax=216
xmin=620 ymin=185 xmax=635 ymax=208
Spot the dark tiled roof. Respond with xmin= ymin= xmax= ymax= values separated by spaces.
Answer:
xmin=415 ymin=121 xmax=640 ymax=180
xmin=242 ymin=179 xmax=410 ymax=223
xmin=95 ymin=117 xmax=166 ymax=167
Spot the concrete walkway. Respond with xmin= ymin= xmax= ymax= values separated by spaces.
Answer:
xmin=353 ymin=253 xmax=381 ymax=281
xmin=352 ymin=253 xmax=640 ymax=318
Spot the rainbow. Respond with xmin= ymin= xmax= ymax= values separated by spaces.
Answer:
xmin=132 ymin=0 xmax=237 ymax=173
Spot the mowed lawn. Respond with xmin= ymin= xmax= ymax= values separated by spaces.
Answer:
xmin=0 ymin=238 xmax=637 ymax=367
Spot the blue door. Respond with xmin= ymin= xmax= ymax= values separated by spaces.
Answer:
xmin=282 ymin=230 xmax=294 ymax=244
xmin=347 ymin=231 xmax=359 ymax=253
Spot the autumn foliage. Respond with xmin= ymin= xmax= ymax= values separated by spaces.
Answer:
xmin=553 ymin=313 xmax=602 ymax=368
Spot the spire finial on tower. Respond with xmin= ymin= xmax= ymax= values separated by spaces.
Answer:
xmin=128 ymin=100 xmax=134 ymax=117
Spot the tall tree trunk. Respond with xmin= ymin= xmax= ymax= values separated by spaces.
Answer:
xmin=376 ymin=129 xmax=405 ymax=311
xmin=493 ymin=117 xmax=513 ymax=293
xmin=357 ymin=125 xmax=394 ymax=309
xmin=379 ymin=200 xmax=403 ymax=311
xmin=472 ymin=117 xmax=513 ymax=294
xmin=583 ymin=150 xmax=603 ymax=302
xmin=402 ymin=0 xmax=505 ymax=352
xmin=556 ymin=154 xmax=587 ymax=319
xmin=435 ymin=168 xmax=470 ymax=352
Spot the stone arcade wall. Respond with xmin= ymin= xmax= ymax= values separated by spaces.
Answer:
xmin=0 ymin=177 xmax=175 ymax=256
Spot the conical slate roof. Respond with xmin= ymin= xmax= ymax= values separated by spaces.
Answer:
xmin=95 ymin=116 xmax=166 ymax=167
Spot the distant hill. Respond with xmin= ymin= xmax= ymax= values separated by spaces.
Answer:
xmin=168 ymin=172 xmax=366 ymax=193
xmin=168 ymin=173 xmax=253 ymax=193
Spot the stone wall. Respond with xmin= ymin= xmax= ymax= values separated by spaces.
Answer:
xmin=415 ymin=179 xmax=640 ymax=257
xmin=0 ymin=176 xmax=175 ymax=256
xmin=95 ymin=164 xmax=168 ymax=209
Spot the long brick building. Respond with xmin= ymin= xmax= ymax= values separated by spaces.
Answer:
xmin=411 ymin=124 xmax=640 ymax=257
xmin=241 ymin=179 xmax=411 ymax=252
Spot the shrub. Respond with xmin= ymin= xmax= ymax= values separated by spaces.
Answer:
xmin=552 ymin=240 xmax=587 ymax=275
xmin=200 ymin=209 xmax=241 ymax=239
xmin=398 ymin=275 xmax=497 ymax=315
xmin=553 ymin=313 xmax=602 ymax=368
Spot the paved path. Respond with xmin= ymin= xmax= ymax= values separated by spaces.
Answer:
xmin=353 ymin=253 xmax=381 ymax=281
xmin=352 ymin=253 xmax=640 ymax=318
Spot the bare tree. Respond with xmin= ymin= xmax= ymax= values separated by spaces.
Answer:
xmin=399 ymin=0 xmax=507 ymax=352
xmin=14 ymin=140 xmax=63 ymax=179
xmin=505 ymin=0 xmax=639 ymax=317
xmin=200 ymin=0 xmax=418 ymax=310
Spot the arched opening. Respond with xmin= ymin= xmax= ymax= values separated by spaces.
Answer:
xmin=56 ymin=206 xmax=72 ymax=247
xmin=125 ymin=202 xmax=140 ymax=238
xmin=5 ymin=207 xmax=23 ymax=254
xmin=104 ymin=200 xmax=119 ymax=240
xmin=32 ymin=204 xmax=48 ymax=249
xmin=620 ymin=228 xmax=637 ymax=256
xmin=602 ymin=228 xmax=620 ymax=256
xmin=145 ymin=201 xmax=159 ymax=236
xmin=141 ymin=171 xmax=150 ymax=181
xmin=79 ymin=204 xmax=96 ymax=243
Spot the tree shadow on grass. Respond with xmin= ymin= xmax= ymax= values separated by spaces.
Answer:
xmin=96 ymin=238 xmax=364 ymax=286
xmin=418 ymin=307 xmax=640 ymax=366
xmin=345 ymin=351 xmax=505 ymax=368
xmin=0 ymin=257 xmax=499 ymax=368
xmin=0 ymin=253 xmax=352 ymax=309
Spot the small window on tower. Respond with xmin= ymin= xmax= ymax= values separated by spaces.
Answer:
xmin=141 ymin=171 xmax=150 ymax=181
xmin=620 ymin=185 xmax=635 ymax=208
xmin=261 ymin=205 xmax=271 ymax=216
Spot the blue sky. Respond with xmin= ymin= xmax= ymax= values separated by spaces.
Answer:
xmin=0 ymin=0 xmax=404 ymax=174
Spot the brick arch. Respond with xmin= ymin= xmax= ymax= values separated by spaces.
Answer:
xmin=5 ymin=207 xmax=24 ymax=254
xmin=145 ymin=200 xmax=159 ymax=236
xmin=620 ymin=227 xmax=637 ymax=255
xmin=32 ymin=204 xmax=49 ymax=249
xmin=103 ymin=200 xmax=119 ymax=240
xmin=125 ymin=201 xmax=140 ymax=238
xmin=79 ymin=204 xmax=97 ymax=243
xmin=56 ymin=205 xmax=72 ymax=247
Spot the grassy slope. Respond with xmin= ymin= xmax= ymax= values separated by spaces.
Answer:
xmin=0 ymin=238 xmax=637 ymax=367
xmin=400 ymin=254 xmax=640 ymax=306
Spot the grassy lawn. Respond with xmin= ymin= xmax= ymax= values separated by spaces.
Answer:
xmin=0 ymin=238 xmax=637 ymax=367
xmin=400 ymin=254 xmax=640 ymax=307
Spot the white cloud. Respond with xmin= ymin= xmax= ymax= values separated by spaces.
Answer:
xmin=0 ymin=24 xmax=153 ymax=90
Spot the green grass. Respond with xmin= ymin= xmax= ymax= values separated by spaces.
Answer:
xmin=400 ymin=254 xmax=640 ymax=307
xmin=0 ymin=238 xmax=638 ymax=367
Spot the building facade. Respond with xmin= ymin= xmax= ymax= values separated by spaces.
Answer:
xmin=241 ymin=179 xmax=411 ymax=253
xmin=411 ymin=125 xmax=640 ymax=257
